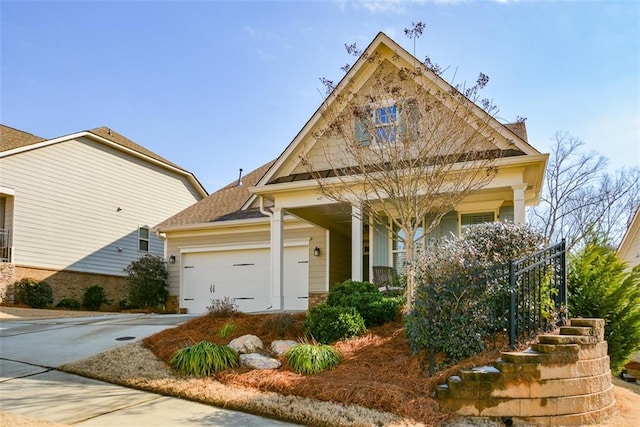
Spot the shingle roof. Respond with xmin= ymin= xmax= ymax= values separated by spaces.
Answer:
xmin=156 ymin=160 xmax=275 ymax=229
xmin=1 ymin=124 xmax=188 ymax=172
xmin=0 ymin=125 xmax=46 ymax=151
xmin=88 ymin=126 xmax=186 ymax=172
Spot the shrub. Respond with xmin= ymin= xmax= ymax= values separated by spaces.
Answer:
xmin=260 ymin=312 xmax=297 ymax=337
xmin=326 ymin=280 xmax=402 ymax=327
xmin=124 ymin=255 xmax=169 ymax=309
xmin=304 ymin=304 xmax=366 ymax=344
xmin=13 ymin=278 xmax=53 ymax=308
xmin=568 ymin=238 xmax=640 ymax=373
xmin=285 ymin=343 xmax=341 ymax=375
xmin=170 ymin=341 xmax=239 ymax=376
xmin=83 ymin=285 xmax=108 ymax=311
xmin=406 ymin=222 xmax=549 ymax=369
xmin=207 ymin=297 xmax=239 ymax=317
xmin=218 ymin=322 xmax=236 ymax=339
xmin=56 ymin=298 xmax=81 ymax=310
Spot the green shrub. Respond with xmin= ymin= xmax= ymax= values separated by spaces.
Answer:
xmin=207 ymin=297 xmax=239 ymax=317
xmin=304 ymin=304 xmax=366 ymax=344
xmin=170 ymin=341 xmax=239 ymax=376
xmin=568 ymin=238 xmax=640 ymax=373
xmin=285 ymin=343 xmax=341 ymax=375
xmin=406 ymin=222 xmax=548 ymax=369
xmin=218 ymin=322 xmax=236 ymax=339
xmin=13 ymin=278 xmax=53 ymax=308
xmin=125 ymin=255 xmax=169 ymax=309
xmin=260 ymin=312 xmax=297 ymax=337
xmin=326 ymin=280 xmax=401 ymax=327
xmin=56 ymin=298 xmax=81 ymax=310
xmin=83 ymin=285 xmax=108 ymax=311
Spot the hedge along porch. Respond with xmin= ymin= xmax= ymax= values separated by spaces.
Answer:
xmin=156 ymin=32 xmax=547 ymax=314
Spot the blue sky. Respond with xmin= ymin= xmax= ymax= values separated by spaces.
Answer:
xmin=2 ymin=0 xmax=638 ymax=193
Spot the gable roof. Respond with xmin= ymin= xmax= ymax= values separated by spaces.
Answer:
xmin=0 ymin=125 xmax=46 ymax=150
xmin=252 ymin=32 xmax=543 ymax=194
xmin=156 ymin=160 xmax=275 ymax=230
xmin=1 ymin=124 xmax=207 ymax=197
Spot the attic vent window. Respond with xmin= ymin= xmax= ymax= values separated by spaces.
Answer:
xmin=355 ymin=100 xmax=417 ymax=146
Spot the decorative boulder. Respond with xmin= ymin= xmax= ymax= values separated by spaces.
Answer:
xmin=240 ymin=353 xmax=282 ymax=370
xmin=270 ymin=340 xmax=299 ymax=356
xmin=228 ymin=335 xmax=264 ymax=354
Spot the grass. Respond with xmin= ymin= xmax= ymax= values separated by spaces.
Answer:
xmin=285 ymin=343 xmax=341 ymax=375
xmin=170 ymin=341 xmax=239 ymax=376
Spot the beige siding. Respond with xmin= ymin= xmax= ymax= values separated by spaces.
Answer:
xmin=0 ymin=137 xmax=202 ymax=275
xmin=164 ymin=220 xmax=326 ymax=296
xmin=620 ymin=233 xmax=640 ymax=269
xmin=329 ymin=230 xmax=351 ymax=287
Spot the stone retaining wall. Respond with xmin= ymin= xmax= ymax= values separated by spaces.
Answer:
xmin=437 ymin=318 xmax=615 ymax=426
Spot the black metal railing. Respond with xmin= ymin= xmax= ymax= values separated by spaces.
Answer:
xmin=482 ymin=239 xmax=567 ymax=347
xmin=0 ymin=229 xmax=11 ymax=263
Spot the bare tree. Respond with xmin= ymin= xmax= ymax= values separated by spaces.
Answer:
xmin=302 ymin=27 xmax=515 ymax=309
xmin=528 ymin=132 xmax=640 ymax=250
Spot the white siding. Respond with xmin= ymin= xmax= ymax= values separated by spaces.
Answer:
xmin=0 ymin=137 xmax=202 ymax=275
xmin=165 ymin=220 xmax=326 ymax=296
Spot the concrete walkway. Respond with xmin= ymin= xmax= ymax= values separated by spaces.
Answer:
xmin=0 ymin=309 xmax=296 ymax=426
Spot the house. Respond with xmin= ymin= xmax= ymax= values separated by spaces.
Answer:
xmin=156 ymin=32 xmax=548 ymax=314
xmin=0 ymin=125 xmax=207 ymax=305
xmin=618 ymin=205 xmax=640 ymax=269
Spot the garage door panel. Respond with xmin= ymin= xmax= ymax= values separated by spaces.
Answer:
xmin=182 ymin=245 xmax=308 ymax=314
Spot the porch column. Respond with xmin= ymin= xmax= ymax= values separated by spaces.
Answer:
xmin=351 ymin=205 xmax=363 ymax=281
xmin=270 ymin=207 xmax=284 ymax=310
xmin=512 ymin=184 xmax=527 ymax=224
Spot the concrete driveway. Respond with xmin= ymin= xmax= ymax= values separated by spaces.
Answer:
xmin=0 ymin=310 xmax=296 ymax=426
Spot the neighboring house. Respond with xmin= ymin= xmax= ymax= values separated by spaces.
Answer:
xmin=0 ymin=124 xmax=207 ymax=304
xmin=156 ymin=32 xmax=548 ymax=314
xmin=618 ymin=205 xmax=640 ymax=269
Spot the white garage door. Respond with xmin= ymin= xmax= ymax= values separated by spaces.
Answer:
xmin=181 ymin=245 xmax=309 ymax=314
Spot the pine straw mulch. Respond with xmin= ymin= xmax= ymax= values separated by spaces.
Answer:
xmin=143 ymin=312 xmax=507 ymax=426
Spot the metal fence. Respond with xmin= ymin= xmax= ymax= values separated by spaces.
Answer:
xmin=474 ymin=239 xmax=568 ymax=348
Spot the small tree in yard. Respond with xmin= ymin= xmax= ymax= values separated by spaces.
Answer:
xmin=567 ymin=236 xmax=640 ymax=373
xmin=125 ymin=255 xmax=169 ymax=309
xmin=304 ymin=23 xmax=514 ymax=310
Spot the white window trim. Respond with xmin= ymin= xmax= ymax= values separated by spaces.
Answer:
xmin=458 ymin=210 xmax=498 ymax=235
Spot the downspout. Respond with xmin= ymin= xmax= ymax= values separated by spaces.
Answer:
xmin=259 ymin=196 xmax=272 ymax=218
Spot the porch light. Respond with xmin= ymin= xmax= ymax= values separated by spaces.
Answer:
xmin=313 ymin=247 xmax=320 ymax=257
xmin=169 ymin=255 xmax=176 ymax=264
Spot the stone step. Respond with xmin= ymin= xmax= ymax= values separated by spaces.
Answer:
xmin=530 ymin=342 xmax=579 ymax=354
xmin=458 ymin=365 xmax=501 ymax=382
xmin=500 ymin=349 xmax=578 ymax=365
xmin=538 ymin=334 xmax=599 ymax=345
xmin=560 ymin=326 xmax=593 ymax=336
xmin=570 ymin=318 xmax=605 ymax=329
xmin=490 ymin=371 xmax=612 ymax=399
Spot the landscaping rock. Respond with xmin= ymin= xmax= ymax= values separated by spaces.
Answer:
xmin=270 ymin=340 xmax=299 ymax=356
xmin=240 ymin=353 xmax=282 ymax=370
xmin=228 ymin=335 xmax=263 ymax=354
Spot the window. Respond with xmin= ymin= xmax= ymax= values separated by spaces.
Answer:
xmin=460 ymin=212 xmax=496 ymax=232
xmin=356 ymin=100 xmax=418 ymax=146
xmin=374 ymin=105 xmax=397 ymax=144
xmin=138 ymin=226 xmax=150 ymax=252
xmin=392 ymin=222 xmax=424 ymax=274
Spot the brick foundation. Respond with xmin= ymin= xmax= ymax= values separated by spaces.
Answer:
xmin=7 ymin=265 xmax=128 ymax=308
xmin=0 ymin=263 xmax=16 ymax=302
xmin=308 ymin=292 xmax=328 ymax=307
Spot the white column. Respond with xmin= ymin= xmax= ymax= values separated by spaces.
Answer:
xmin=512 ymin=184 xmax=527 ymax=224
xmin=351 ymin=205 xmax=363 ymax=281
xmin=270 ymin=207 xmax=284 ymax=310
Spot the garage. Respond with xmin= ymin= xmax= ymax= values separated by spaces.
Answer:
xmin=180 ymin=243 xmax=309 ymax=313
